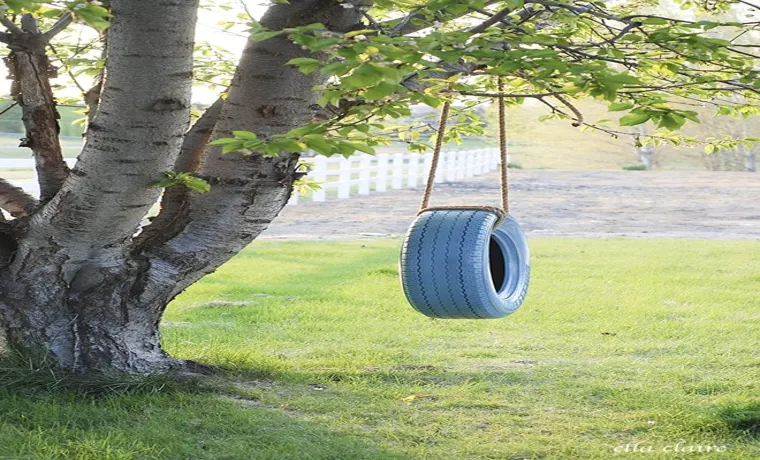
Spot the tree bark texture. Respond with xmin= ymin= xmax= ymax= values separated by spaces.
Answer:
xmin=0 ymin=0 xmax=362 ymax=375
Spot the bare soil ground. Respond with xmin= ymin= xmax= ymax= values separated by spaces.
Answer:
xmin=261 ymin=170 xmax=760 ymax=240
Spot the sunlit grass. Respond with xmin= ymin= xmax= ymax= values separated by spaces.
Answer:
xmin=1 ymin=239 xmax=759 ymax=459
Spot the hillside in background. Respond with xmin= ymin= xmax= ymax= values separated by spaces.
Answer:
xmin=484 ymin=100 xmax=729 ymax=171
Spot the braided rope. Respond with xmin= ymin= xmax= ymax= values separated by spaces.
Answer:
xmin=418 ymin=82 xmax=511 ymax=224
xmin=497 ymin=77 xmax=509 ymax=213
xmin=419 ymin=101 xmax=450 ymax=211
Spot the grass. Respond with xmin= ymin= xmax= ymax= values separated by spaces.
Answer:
xmin=1 ymin=238 xmax=759 ymax=459
xmin=622 ymin=164 xmax=649 ymax=171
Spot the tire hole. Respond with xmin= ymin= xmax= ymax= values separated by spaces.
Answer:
xmin=489 ymin=237 xmax=506 ymax=293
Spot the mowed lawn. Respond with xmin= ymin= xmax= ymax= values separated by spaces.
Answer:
xmin=1 ymin=239 xmax=759 ymax=459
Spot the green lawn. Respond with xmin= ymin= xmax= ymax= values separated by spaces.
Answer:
xmin=1 ymin=238 xmax=759 ymax=459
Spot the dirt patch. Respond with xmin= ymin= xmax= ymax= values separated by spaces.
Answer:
xmin=262 ymin=170 xmax=760 ymax=240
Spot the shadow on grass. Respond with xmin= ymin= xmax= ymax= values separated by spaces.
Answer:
xmin=716 ymin=403 xmax=760 ymax=439
xmin=0 ymin=353 xmax=405 ymax=459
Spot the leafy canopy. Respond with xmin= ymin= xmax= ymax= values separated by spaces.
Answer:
xmin=216 ymin=0 xmax=760 ymax=157
xmin=3 ymin=0 xmax=760 ymax=158
xmin=0 ymin=0 xmax=109 ymax=28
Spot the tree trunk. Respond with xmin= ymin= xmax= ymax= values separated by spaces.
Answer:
xmin=0 ymin=0 xmax=199 ymax=374
xmin=0 ymin=0 xmax=361 ymax=375
xmin=0 ymin=274 xmax=170 ymax=372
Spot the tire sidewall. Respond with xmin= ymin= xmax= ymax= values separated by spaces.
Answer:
xmin=482 ymin=215 xmax=531 ymax=317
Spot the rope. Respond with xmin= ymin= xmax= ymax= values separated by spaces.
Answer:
xmin=497 ymin=77 xmax=509 ymax=213
xmin=419 ymin=101 xmax=450 ymax=211
xmin=418 ymin=81 xmax=511 ymax=224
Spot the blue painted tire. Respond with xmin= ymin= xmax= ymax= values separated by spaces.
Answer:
xmin=399 ymin=209 xmax=530 ymax=319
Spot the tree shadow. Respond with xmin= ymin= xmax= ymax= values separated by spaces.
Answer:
xmin=715 ymin=402 xmax=760 ymax=439
xmin=0 ymin=352 xmax=405 ymax=459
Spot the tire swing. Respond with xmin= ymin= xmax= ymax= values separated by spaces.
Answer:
xmin=399 ymin=87 xmax=530 ymax=319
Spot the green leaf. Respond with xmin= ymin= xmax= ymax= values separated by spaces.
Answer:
xmin=605 ymin=74 xmax=640 ymax=85
xmin=608 ymin=102 xmax=634 ymax=112
xmin=222 ymin=143 xmax=244 ymax=154
xmin=183 ymin=177 xmax=211 ymax=193
xmin=363 ymin=82 xmax=398 ymax=101
xmin=231 ymin=130 xmax=258 ymax=140
xmin=342 ymin=64 xmax=384 ymax=89
xmin=154 ymin=178 xmax=176 ymax=189
xmin=286 ymin=57 xmax=322 ymax=74
xmin=250 ymin=30 xmax=284 ymax=41
xmin=344 ymin=29 xmax=376 ymax=38
xmin=209 ymin=138 xmax=242 ymax=145
xmin=619 ymin=112 xmax=651 ymax=126
xmin=303 ymin=135 xmax=334 ymax=155
xmin=641 ymin=18 xmax=668 ymax=25
xmin=348 ymin=142 xmax=375 ymax=155
xmin=657 ymin=113 xmax=685 ymax=131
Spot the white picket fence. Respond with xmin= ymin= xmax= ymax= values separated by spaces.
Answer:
xmin=290 ymin=148 xmax=502 ymax=204
xmin=0 ymin=148 xmax=503 ymax=204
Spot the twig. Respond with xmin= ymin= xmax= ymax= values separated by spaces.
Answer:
xmin=237 ymin=0 xmax=256 ymax=21
xmin=0 ymin=101 xmax=19 ymax=118
xmin=0 ymin=15 xmax=22 ymax=35
xmin=48 ymin=43 xmax=87 ymax=94
xmin=389 ymin=7 xmax=423 ymax=36
xmin=362 ymin=12 xmax=383 ymax=31
xmin=468 ymin=7 xmax=515 ymax=34
xmin=459 ymin=90 xmax=566 ymax=98
xmin=552 ymin=93 xmax=583 ymax=127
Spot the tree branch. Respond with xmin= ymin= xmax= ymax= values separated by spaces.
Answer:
xmin=5 ymin=15 xmax=70 ymax=202
xmin=380 ymin=0 xmax=500 ymax=36
xmin=83 ymin=29 xmax=108 ymax=127
xmin=0 ymin=179 xmax=38 ymax=217
xmin=552 ymin=93 xmax=583 ymax=127
xmin=42 ymin=13 xmax=73 ymax=41
xmin=134 ymin=97 xmax=224 ymax=250
xmin=468 ymin=6 xmax=514 ymax=34
xmin=459 ymin=90 xmax=566 ymax=98
xmin=0 ymin=15 xmax=22 ymax=35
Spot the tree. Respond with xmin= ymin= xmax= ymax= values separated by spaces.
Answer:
xmin=0 ymin=0 xmax=758 ymax=376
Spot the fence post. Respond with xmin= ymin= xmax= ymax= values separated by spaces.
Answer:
xmin=391 ymin=153 xmax=404 ymax=189
xmin=358 ymin=154 xmax=371 ymax=195
xmin=311 ymin=156 xmax=327 ymax=202
xmin=422 ymin=153 xmax=434 ymax=186
xmin=465 ymin=150 xmax=475 ymax=178
xmin=376 ymin=154 xmax=389 ymax=192
xmin=445 ymin=151 xmax=456 ymax=182
xmin=474 ymin=149 xmax=484 ymax=174
xmin=337 ymin=156 xmax=351 ymax=199
xmin=405 ymin=154 xmax=416 ymax=188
